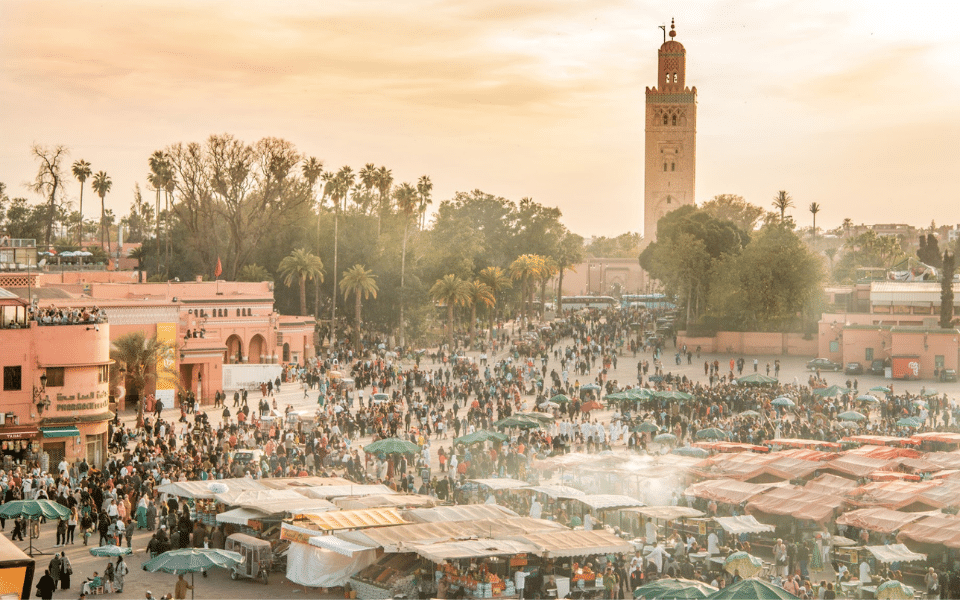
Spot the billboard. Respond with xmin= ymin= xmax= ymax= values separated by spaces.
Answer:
xmin=155 ymin=322 xmax=177 ymax=403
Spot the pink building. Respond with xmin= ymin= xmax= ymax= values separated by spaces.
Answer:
xmin=0 ymin=293 xmax=111 ymax=468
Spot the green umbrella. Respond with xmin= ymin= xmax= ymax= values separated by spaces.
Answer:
xmin=90 ymin=545 xmax=132 ymax=557
xmin=654 ymin=390 xmax=695 ymax=401
xmin=876 ymin=580 xmax=914 ymax=600
xmin=550 ymin=394 xmax=571 ymax=404
xmin=706 ymin=578 xmax=800 ymax=600
xmin=813 ymin=385 xmax=842 ymax=397
xmin=739 ymin=410 xmax=761 ymax=418
xmin=923 ymin=388 xmax=939 ymax=397
xmin=515 ymin=412 xmax=554 ymax=423
xmin=363 ymin=437 xmax=420 ymax=455
xmin=493 ymin=415 xmax=543 ymax=429
xmin=870 ymin=386 xmax=891 ymax=394
xmin=771 ymin=397 xmax=795 ymax=407
xmin=736 ymin=373 xmax=779 ymax=385
xmin=857 ymin=394 xmax=879 ymax=403
xmin=0 ymin=499 xmax=70 ymax=556
xmin=627 ymin=388 xmax=654 ymax=400
xmin=143 ymin=548 xmax=244 ymax=600
xmin=897 ymin=417 xmax=922 ymax=428
xmin=606 ymin=391 xmax=631 ymax=401
xmin=673 ymin=447 xmax=710 ymax=459
xmin=634 ymin=578 xmax=717 ymax=599
xmin=0 ymin=499 xmax=70 ymax=520
xmin=454 ymin=430 xmax=508 ymax=446
xmin=722 ymin=551 xmax=764 ymax=578
xmin=654 ymin=433 xmax=678 ymax=445
xmin=581 ymin=383 xmax=601 ymax=391
xmin=838 ymin=411 xmax=866 ymax=421
xmin=633 ymin=422 xmax=661 ymax=433
xmin=696 ymin=427 xmax=728 ymax=440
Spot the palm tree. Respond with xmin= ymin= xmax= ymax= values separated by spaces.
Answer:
xmin=771 ymin=190 xmax=793 ymax=224
xmin=302 ymin=157 xmax=325 ymax=315
xmin=823 ymin=247 xmax=837 ymax=278
xmin=91 ymin=171 xmax=113 ymax=254
xmin=478 ymin=266 xmax=512 ymax=334
xmin=148 ymin=151 xmax=170 ymax=276
xmin=416 ymin=175 xmax=433 ymax=229
xmin=339 ymin=264 xmax=378 ymax=350
xmin=842 ymin=218 xmax=853 ymax=237
xmin=538 ymin=258 xmax=559 ymax=319
xmin=394 ymin=182 xmax=418 ymax=349
xmin=465 ymin=280 xmax=495 ymax=348
xmin=278 ymin=248 xmax=324 ymax=316
xmin=373 ymin=166 xmax=393 ymax=238
xmin=809 ymin=202 xmax=821 ymax=239
xmin=329 ymin=166 xmax=354 ymax=342
xmin=238 ymin=264 xmax=272 ymax=282
xmin=509 ymin=254 xmax=546 ymax=328
xmin=72 ymin=159 xmax=91 ymax=247
xmin=430 ymin=274 xmax=470 ymax=346
xmin=358 ymin=163 xmax=377 ymax=215
xmin=110 ymin=330 xmax=176 ymax=427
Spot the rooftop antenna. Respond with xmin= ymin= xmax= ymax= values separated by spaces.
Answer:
xmin=659 ymin=23 xmax=666 ymax=43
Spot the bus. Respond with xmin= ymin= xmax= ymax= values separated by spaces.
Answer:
xmin=559 ymin=295 xmax=617 ymax=310
xmin=621 ymin=294 xmax=677 ymax=310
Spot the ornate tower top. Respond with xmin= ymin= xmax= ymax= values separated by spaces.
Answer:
xmin=657 ymin=18 xmax=686 ymax=91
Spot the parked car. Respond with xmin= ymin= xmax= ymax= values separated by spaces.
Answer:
xmin=807 ymin=358 xmax=842 ymax=371
xmin=941 ymin=369 xmax=958 ymax=382
xmin=868 ymin=360 xmax=886 ymax=376
xmin=845 ymin=362 xmax=864 ymax=375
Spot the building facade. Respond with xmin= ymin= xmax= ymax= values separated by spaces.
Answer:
xmin=0 ymin=293 xmax=111 ymax=468
xmin=644 ymin=19 xmax=697 ymax=243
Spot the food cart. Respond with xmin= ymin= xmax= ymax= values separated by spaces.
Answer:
xmin=226 ymin=533 xmax=273 ymax=584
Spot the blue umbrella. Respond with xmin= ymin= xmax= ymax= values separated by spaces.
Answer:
xmin=772 ymin=397 xmax=795 ymax=407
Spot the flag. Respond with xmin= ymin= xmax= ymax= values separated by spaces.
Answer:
xmin=214 ymin=257 xmax=223 ymax=278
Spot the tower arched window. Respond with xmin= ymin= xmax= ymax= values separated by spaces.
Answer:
xmin=671 ymin=162 xmax=675 ymax=171
xmin=672 ymin=115 xmax=677 ymax=126
xmin=673 ymin=73 xmax=678 ymax=83
xmin=663 ymin=114 xmax=668 ymax=125
xmin=663 ymin=163 xmax=668 ymax=172
xmin=666 ymin=196 xmax=672 ymax=204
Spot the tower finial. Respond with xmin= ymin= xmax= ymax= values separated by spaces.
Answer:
xmin=669 ymin=18 xmax=676 ymax=38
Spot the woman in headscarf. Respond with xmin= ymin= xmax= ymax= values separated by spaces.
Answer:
xmin=113 ymin=556 xmax=128 ymax=593
xmin=136 ymin=495 xmax=149 ymax=529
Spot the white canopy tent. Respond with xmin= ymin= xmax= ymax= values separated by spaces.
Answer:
xmin=713 ymin=515 xmax=776 ymax=535
xmin=413 ymin=539 xmax=540 ymax=562
xmin=864 ymin=544 xmax=926 ymax=564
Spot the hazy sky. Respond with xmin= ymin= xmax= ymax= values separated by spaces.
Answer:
xmin=2 ymin=0 xmax=959 ymax=239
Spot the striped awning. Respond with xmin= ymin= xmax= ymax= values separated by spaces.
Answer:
xmin=293 ymin=507 xmax=407 ymax=531
xmin=41 ymin=426 xmax=79 ymax=438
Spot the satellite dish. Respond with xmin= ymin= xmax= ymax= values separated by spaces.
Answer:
xmin=38 ymin=259 xmax=46 ymax=268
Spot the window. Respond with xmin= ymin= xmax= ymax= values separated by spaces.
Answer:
xmin=672 ymin=115 xmax=677 ymax=126
xmin=237 ymin=308 xmax=241 ymax=317
xmin=936 ymin=355 xmax=945 ymax=369
xmin=45 ymin=367 xmax=64 ymax=387
xmin=98 ymin=365 xmax=109 ymax=384
xmin=829 ymin=341 xmax=839 ymax=353
xmin=671 ymin=162 xmax=676 ymax=171
xmin=3 ymin=366 xmax=21 ymax=391
xmin=662 ymin=114 xmax=668 ymax=125
xmin=665 ymin=196 xmax=672 ymax=205
xmin=865 ymin=348 xmax=874 ymax=362
xmin=673 ymin=72 xmax=677 ymax=83
xmin=663 ymin=163 xmax=668 ymax=172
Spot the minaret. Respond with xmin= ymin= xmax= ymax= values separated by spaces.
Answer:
xmin=644 ymin=19 xmax=697 ymax=243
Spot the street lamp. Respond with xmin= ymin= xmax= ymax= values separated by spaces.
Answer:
xmin=33 ymin=373 xmax=49 ymax=415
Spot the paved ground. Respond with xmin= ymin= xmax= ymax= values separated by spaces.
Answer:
xmin=23 ymin=322 xmax=960 ymax=598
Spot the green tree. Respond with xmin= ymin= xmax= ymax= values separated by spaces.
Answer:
xmin=238 ymin=263 xmax=273 ymax=282
xmin=700 ymin=194 xmax=765 ymax=232
xmin=509 ymin=254 xmax=547 ymax=328
xmin=942 ymin=251 xmax=956 ymax=329
xmin=712 ymin=225 xmax=824 ymax=331
xmin=465 ymin=279 xmax=495 ymax=347
xmin=374 ymin=166 xmax=393 ymax=237
xmin=279 ymin=248 xmax=324 ymax=316
xmin=329 ymin=165 xmax=355 ymax=340
xmin=771 ymin=190 xmax=793 ymax=224
xmin=30 ymin=144 xmax=69 ymax=249
xmin=430 ymin=274 xmax=470 ymax=346
xmin=339 ymin=264 xmax=377 ymax=349
xmin=809 ymin=202 xmax=821 ymax=239
xmin=417 ymin=175 xmax=433 ymax=229
xmin=395 ymin=181 xmax=418 ymax=348
xmin=583 ymin=233 xmax=642 ymax=258
xmin=478 ymin=266 xmax=512 ymax=333
xmin=554 ymin=231 xmax=584 ymax=302
xmin=110 ymin=331 xmax=176 ymax=427
xmin=91 ymin=171 xmax=113 ymax=253
xmin=72 ymin=159 xmax=91 ymax=247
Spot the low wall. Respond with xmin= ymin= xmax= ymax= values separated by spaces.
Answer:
xmin=677 ymin=331 xmax=818 ymax=356
xmin=223 ymin=364 xmax=282 ymax=391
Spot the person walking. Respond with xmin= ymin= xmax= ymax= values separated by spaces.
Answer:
xmin=35 ymin=569 xmax=56 ymax=600
xmin=59 ymin=552 xmax=71 ymax=590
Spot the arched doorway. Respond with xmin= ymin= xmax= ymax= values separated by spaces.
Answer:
xmin=282 ymin=343 xmax=291 ymax=363
xmin=249 ymin=334 xmax=266 ymax=364
xmin=225 ymin=334 xmax=243 ymax=364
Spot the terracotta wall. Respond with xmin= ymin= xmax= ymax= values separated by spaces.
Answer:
xmin=676 ymin=331 xmax=818 ymax=356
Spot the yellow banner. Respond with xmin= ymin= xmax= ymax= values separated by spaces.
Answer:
xmin=156 ymin=322 xmax=177 ymax=401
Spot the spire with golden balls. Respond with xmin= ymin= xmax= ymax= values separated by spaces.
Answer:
xmin=669 ymin=18 xmax=676 ymax=38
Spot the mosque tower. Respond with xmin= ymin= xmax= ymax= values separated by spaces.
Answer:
xmin=644 ymin=19 xmax=697 ymax=243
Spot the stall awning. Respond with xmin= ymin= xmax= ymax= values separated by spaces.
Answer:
xmin=836 ymin=508 xmax=935 ymax=534
xmin=576 ymin=494 xmax=645 ymax=511
xmin=216 ymin=507 xmax=269 ymax=526
xmin=158 ymin=477 xmax=267 ymax=500
xmin=514 ymin=529 xmax=633 ymax=558
xmin=403 ymin=504 xmax=517 ymax=523
xmin=308 ymin=535 xmax=375 ymax=557
xmin=336 ymin=517 xmax=566 ymax=553
xmin=41 ymin=426 xmax=79 ymax=438
xmin=623 ymin=506 xmax=704 ymax=521
xmin=413 ymin=539 xmax=539 ymax=562
xmin=524 ymin=485 xmax=586 ymax=499
xmin=0 ymin=426 xmax=38 ymax=440
xmin=294 ymin=484 xmax=396 ymax=499
xmin=864 ymin=544 xmax=926 ymax=564
xmin=294 ymin=507 xmax=407 ymax=531
xmin=713 ymin=515 xmax=775 ymax=535
xmin=468 ymin=478 xmax=531 ymax=490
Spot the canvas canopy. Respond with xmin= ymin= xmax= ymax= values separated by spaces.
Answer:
xmin=747 ymin=487 xmax=844 ymax=523
xmin=524 ymin=485 xmax=586 ymax=499
xmin=864 ymin=544 xmax=926 ymax=564
xmin=836 ymin=508 xmax=934 ymax=534
xmin=897 ymin=516 xmax=960 ymax=547
xmin=294 ymin=484 xmax=396 ymax=499
xmin=626 ymin=506 xmax=704 ymax=521
xmin=332 ymin=494 xmax=436 ymax=511
xmin=294 ymin=507 xmax=408 ymax=531
xmin=468 ymin=478 xmax=531 ymax=490
xmin=404 ymin=504 xmax=518 ymax=523
xmin=307 ymin=535 xmax=374 ymax=557
xmin=336 ymin=517 xmax=566 ymax=553
xmin=684 ymin=479 xmax=778 ymax=505
xmin=158 ymin=477 xmax=265 ymax=499
xmin=216 ymin=507 xmax=269 ymax=526
xmin=713 ymin=515 xmax=775 ymax=535
xmin=514 ymin=529 xmax=633 ymax=558
xmin=824 ymin=455 xmax=896 ymax=479
xmin=576 ymin=494 xmax=645 ymax=511
xmin=413 ymin=539 xmax=539 ymax=562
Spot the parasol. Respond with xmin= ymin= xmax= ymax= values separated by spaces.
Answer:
xmin=875 ymin=580 xmax=914 ymax=600
xmin=633 ymin=422 xmax=661 ymax=433
xmin=673 ymin=447 xmax=710 ymax=459
xmin=634 ymin=577 xmax=717 ymax=599
xmin=363 ymin=437 xmax=420 ymax=455
xmin=897 ymin=417 xmax=922 ymax=428
xmin=454 ymin=430 xmax=508 ymax=446
xmin=580 ymin=400 xmax=604 ymax=412
xmin=857 ymin=394 xmax=880 ymax=403
xmin=90 ymin=545 xmax=132 ymax=557
xmin=0 ymin=499 xmax=71 ymax=556
xmin=706 ymin=578 xmax=800 ymax=600
xmin=550 ymin=394 xmax=571 ymax=404
xmin=143 ymin=548 xmax=243 ymax=600
xmin=771 ymin=397 xmax=795 ymax=407
xmin=838 ymin=411 xmax=867 ymax=421
xmin=654 ymin=433 xmax=678 ymax=445
xmin=696 ymin=427 xmax=728 ymax=440
xmin=722 ymin=551 xmax=764 ymax=578
xmin=739 ymin=410 xmax=761 ymax=418
xmin=870 ymin=386 xmax=891 ymax=394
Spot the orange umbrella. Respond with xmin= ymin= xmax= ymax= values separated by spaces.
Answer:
xmin=580 ymin=400 xmax=603 ymax=412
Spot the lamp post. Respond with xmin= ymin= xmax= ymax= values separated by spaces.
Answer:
xmin=33 ymin=373 xmax=49 ymax=415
